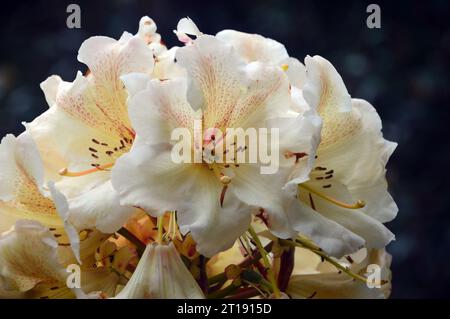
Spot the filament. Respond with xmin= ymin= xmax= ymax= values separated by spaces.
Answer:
xmin=299 ymin=184 xmax=365 ymax=209
xmin=59 ymin=162 xmax=114 ymax=177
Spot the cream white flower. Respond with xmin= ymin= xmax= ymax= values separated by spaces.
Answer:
xmin=26 ymin=18 xmax=156 ymax=234
xmin=114 ymin=242 xmax=204 ymax=299
xmin=112 ymin=22 xmax=321 ymax=257
xmin=210 ymin=30 xmax=397 ymax=257
xmin=0 ymin=133 xmax=126 ymax=298
xmin=0 ymin=133 xmax=80 ymax=261
xmin=289 ymin=56 xmax=397 ymax=257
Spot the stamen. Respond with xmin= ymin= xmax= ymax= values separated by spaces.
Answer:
xmin=164 ymin=211 xmax=181 ymax=242
xmin=280 ymin=64 xmax=289 ymax=71
xmin=219 ymin=175 xmax=231 ymax=207
xmin=299 ymin=184 xmax=365 ymax=209
xmin=59 ymin=162 xmax=114 ymax=177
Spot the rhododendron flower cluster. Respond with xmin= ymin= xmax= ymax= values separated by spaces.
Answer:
xmin=0 ymin=16 xmax=397 ymax=299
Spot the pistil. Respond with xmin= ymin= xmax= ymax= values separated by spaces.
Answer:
xmin=59 ymin=162 xmax=114 ymax=177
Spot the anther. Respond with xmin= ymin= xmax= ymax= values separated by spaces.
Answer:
xmin=280 ymin=64 xmax=289 ymax=71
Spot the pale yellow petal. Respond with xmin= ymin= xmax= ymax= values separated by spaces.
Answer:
xmin=0 ymin=220 xmax=66 ymax=292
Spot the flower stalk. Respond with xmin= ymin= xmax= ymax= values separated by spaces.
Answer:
xmin=247 ymin=226 xmax=281 ymax=298
xmin=280 ymin=237 xmax=376 ymax=285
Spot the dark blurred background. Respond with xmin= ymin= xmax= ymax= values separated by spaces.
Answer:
xmin=0 ymin=0 xmax=449 ymax=298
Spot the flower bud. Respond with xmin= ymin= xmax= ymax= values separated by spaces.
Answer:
xmin=114 ymin=242 xmax=204 ymax=299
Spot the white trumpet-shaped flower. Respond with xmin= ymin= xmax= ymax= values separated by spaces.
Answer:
xmin=112 ymin=20 xmax=322 ymax=257
xmin=114 ymin=242 xmax=204 ymax=299
xmin=217 ymin=28 xmax=397 ymax=256
xmin=289 ymin=56 xmax=397 ymax=257
xmin=0 ymin=133 xmax=125 ymax=298
xmin=26 ymin=17 xmax=157 ymax=234
xmin=0 ymin=133 xmax=80 ymax=262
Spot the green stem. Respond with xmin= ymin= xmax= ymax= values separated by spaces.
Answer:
xmin=280 ymin=238 xmax=369 ymax=284
xmin=248 ymin=226 xmax=280 ymax=298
